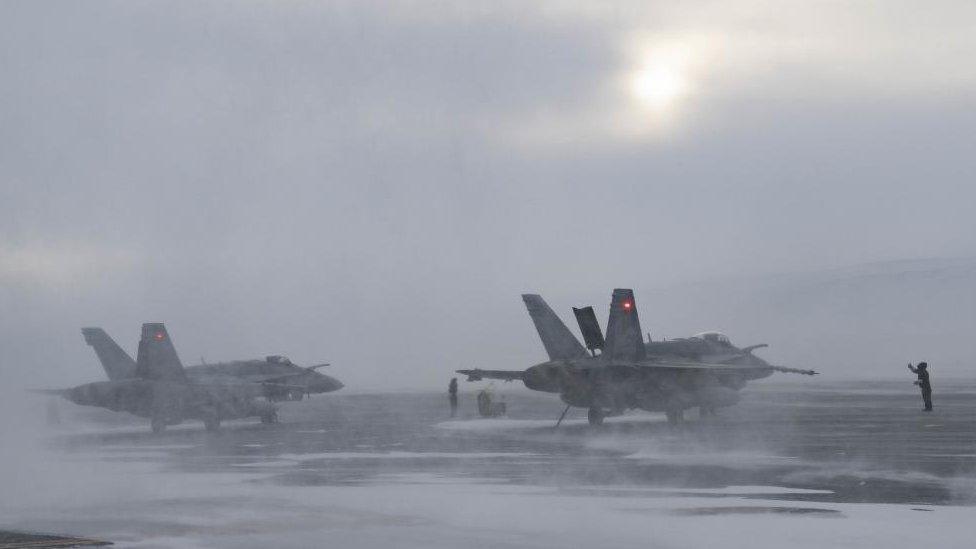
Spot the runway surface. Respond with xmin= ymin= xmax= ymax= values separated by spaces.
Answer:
xmin=2 ymin=379 xmax=974 ymax=548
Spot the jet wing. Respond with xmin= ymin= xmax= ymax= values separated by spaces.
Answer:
xmin=187 ymin=379 xmax=306 ymax=390
xmin=221 ymin=373 xmax=303 ymax=385
xmin=605 ymin=360 xmax=818 ymax=376
xmin=211 ymin=364 xmax=330 ymax=386
xmin=767 ymin=365 xmax=819 ymax=376
xmin=244 ymin=368 xmax=325 ymax=385
xmin=186 ymin=378 xmax=308 ymax=400
xmin=258 ymin=381 xmax=309 ymax=392
xmin=456 ymin=369 xmax=525 ymax=382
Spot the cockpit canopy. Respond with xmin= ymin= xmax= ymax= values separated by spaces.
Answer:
xmin=266 ymin=355 xmax=293 ymax=365
xmin=692 ymin=331 xmax=731 ymax=345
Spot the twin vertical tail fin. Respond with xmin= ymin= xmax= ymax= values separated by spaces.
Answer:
xmin=521 ymin=294 xmax=588 ymax=361
xmin=603 ymin=289 xmax=646 ymax=363
xmin=135 ymin=323 xmax=188 ymax=382
xmin=572 ymin=306 xmax=605 ymax=355
xmin=82 ymin=327 xmax=137 ymax=381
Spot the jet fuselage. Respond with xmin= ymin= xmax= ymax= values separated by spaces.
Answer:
xmin=63 ymin=376 xmax=276 ymax=428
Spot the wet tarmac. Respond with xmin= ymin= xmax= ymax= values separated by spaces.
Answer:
xmin=0 ymin=530 xmax=110 ymax=548
xmin=3 ymin=379 xmax=974 ymax=548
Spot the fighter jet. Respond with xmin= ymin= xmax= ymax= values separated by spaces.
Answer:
xmin=82 ymin=327 xmax=343 ymax=401
xmin=458 ymin=289 xmax=817 ymax=425
xmin=54 ymin=323 xmax=293 ymax=432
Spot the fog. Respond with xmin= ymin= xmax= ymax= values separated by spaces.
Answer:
xmin=3 ymin=2 xmax=975 ymax=396
xmin=4 ymin=5 xmax=976 ymax=547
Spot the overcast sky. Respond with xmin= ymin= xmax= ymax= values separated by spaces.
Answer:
xmin=2 ymin=1 xmax=975 ymax=390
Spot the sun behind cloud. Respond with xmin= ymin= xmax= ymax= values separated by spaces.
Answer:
xmin=631 ymin=64 xmax=688 ymax=110
xmin=626 ymin=39 xmax=697 ymax=114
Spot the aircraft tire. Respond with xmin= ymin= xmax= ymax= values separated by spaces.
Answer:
xmin=587 ymin=407 xmax=605 ymax=426
xmin=260 ymin=410 xmax=278 ymax=424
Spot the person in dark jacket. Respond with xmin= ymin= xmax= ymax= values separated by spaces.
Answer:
xmin=907 ymin=362 xmax=933 ymax=411
xmin=448 ymin=377 xmax=459 ymax=417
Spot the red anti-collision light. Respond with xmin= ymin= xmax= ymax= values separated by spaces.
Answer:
xmin=154 ymin=332 xmax=165 ymax=341
xmin=623 ymin=301 xmax=632 ymax=310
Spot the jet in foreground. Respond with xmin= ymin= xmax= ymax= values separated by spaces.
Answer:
xmin=458 ymin=289 xmax=816 ymax=425
xmin=56 ymin=323 xmax=298 ymax=432
xmin=82 ymin=327 xmax=343 ymax=401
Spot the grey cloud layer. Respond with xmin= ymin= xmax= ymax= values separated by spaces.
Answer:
xmin=1 ymin=1 xmax=974 ymax=390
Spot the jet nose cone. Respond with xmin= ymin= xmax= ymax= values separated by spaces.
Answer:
xmin=313 ymin=376 xmax=344 ymax=393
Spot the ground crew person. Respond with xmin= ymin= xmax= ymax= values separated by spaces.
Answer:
xmin=448 ymin=377 xmax=458 ymax=417
xmin=477 ymin=387 xmax=492 ymax=417
xmin=907 ymin=362 xmax=933 ymax=411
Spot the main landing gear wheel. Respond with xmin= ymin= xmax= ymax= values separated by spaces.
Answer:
xmin=261 ymin=410 xmax=278 ymax=424
xmin=587 ymin=407 xmax=605 ymax=426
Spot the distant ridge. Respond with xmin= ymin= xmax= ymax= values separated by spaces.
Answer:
xmin=643 ymin=257 xmax=976 ymax=377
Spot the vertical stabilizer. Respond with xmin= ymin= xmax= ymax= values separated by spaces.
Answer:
xmin=82 ymin=327 xmax=136 ymax=380
xmin=521 ymin=294 xmax=588 ymax=361
xmin=603 ymin=289 xmax=646 ymax=363
xmin=135 ymin=323 xmax=187 ymax=381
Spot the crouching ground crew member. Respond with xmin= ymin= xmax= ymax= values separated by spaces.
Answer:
xmin=907 ymin=362 xmax=933 ymax=411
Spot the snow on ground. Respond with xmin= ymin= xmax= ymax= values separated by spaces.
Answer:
xmin=231 ymin=451 xmax=542 ymax=468
xmin=2 ymin=444 xmax=973 ymax=549
xmin=3 ymin=387 xmax=973 ymax=548
xmin=2 ymin=449 xmax=971 ymax=549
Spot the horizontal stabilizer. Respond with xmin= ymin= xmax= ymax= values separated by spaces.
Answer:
xmin=29 ymin=388 xmax=67 ymax=396
xmin=456 ymin=369 xmax=525 ymax=382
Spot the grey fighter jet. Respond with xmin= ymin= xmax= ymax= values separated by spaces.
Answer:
xmin=458 ymin=289 xmax=817 ymax=425
xmin=82 ymin=328 xmax=343 ymax=401
xmin=56 ymin=323 xmax=287 ymax=432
